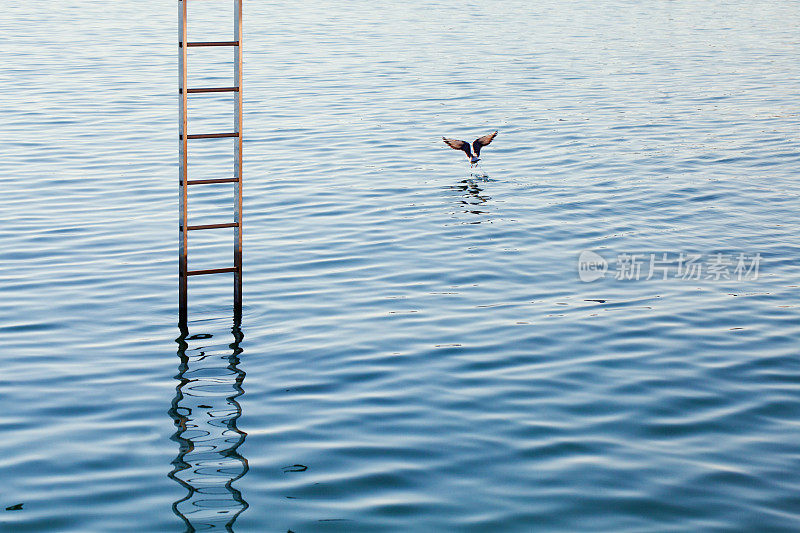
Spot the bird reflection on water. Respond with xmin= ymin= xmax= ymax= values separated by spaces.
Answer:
xmin=170 ymin=325 xmax=248 ymax=532
xmin=446 ymin=175 xmax=493 ymax=217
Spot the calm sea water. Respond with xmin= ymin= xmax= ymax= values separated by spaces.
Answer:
xmin=2 ymin=1 xmax=800 ymax=531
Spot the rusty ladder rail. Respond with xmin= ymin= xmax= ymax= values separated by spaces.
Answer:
xmin=179 ymin=0 xmax=243 ymax=327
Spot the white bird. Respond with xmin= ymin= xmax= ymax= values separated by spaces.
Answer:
xmin=442 ymin=131 xmax=498 ymax=166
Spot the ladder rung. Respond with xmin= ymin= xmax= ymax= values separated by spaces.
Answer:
xmin=180 ymin=41 xmax=239 ymax=48
xmin=185 ymin=177 xmax=239 ymax=185
xmin=186 ymin=267 xmax=239 ymax=276
xmin=181 ymin=132 xmax=240 ymax=140
xmin=182 ymin=87 xmax=239 ymax=94
xmin=184 ymin=222 xmax=239 ymax=231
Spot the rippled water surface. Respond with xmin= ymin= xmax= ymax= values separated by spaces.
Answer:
xmin=2 ymin=1 xmax=800 ymax=531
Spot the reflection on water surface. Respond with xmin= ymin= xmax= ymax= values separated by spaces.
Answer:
xmin=170 ymin=326 xmax=248 ymax=532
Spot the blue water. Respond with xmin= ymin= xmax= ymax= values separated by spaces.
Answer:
xmin=2 ymin=1 xmax=800 ymax=531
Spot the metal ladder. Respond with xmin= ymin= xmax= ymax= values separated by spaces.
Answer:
xmin=178 ymin=0 xmax=243 ymax=327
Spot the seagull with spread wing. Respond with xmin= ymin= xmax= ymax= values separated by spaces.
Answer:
xmin=442 ymin=131 xmax=498 ymax=166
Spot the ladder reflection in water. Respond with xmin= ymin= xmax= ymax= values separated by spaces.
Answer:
xmin=169 ymin=325 xmax=248 ymax=532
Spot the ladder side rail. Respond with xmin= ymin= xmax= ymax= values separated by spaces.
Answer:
xmin=233 ymin=0 xmax=243 ymax=320
xmin=178 ymin=0 xmax=189 ymax=326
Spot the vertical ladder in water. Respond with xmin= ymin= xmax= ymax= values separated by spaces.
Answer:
xmin=178 ymin=0 xmax=243 ymax=327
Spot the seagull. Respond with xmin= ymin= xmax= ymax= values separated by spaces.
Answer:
xmin=442 ymin=131 xmax=498 ymax=166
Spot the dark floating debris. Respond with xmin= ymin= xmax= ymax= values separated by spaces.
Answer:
xmin=585 ymin=299 xmax=607 ymax=303
xmin=186 ymin=333 xmax=213 ymax=340
xmin=198 ymin=404 xmax=212 ymax=409
xmin=282 ymin=464 xmax=307 ymax=473
xmin=6 ymin=503 xmax=23 ymax=511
